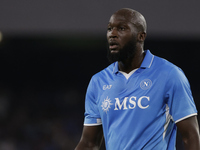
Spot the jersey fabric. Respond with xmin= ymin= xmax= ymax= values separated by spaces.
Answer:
xmin=84 ymin=50 xmax=197 ymax=150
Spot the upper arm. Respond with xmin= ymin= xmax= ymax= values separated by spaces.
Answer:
xmin=165 ymin=67 xmax=197 ymax=122
xmin=176 ymin=115 xmax=200 ymax=150
xmin=75 ymin=125 xmax=103 ymax=150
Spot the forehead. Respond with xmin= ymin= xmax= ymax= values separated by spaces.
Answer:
xmin=108 ymin=13 xmax=134 ymax=25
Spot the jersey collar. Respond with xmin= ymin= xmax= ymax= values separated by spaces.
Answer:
xmin=140 ymin=50 xmax=154 ymax=69
xmin=112 ymin=50 xmax=154 ymax=74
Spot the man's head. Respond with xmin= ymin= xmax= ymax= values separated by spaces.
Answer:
xmin=107 ymin=8 xmax=147 ymax=63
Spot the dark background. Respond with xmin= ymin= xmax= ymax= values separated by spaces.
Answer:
xmin=0 ymin=1 xmax=200 ymax=150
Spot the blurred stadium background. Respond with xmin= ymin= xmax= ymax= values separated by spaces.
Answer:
xmin=0 ymin=1 xmax=200 ymax=150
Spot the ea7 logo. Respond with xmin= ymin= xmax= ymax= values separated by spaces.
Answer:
xmin=103 ymin=85 xmax=112 ymax=90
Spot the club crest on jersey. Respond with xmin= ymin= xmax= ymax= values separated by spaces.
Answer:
xmin=140 ymin=79 xmax=152 ymax=90
xmin=101 ymin=96 xmax=113 ymax=113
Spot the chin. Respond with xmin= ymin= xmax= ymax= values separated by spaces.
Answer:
xmin=107 ymin=51 xmax=121 ymax=63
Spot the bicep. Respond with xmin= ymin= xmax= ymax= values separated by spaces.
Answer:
xmin=75 ymin=125 xmax=103 ymax=150
xmin=176 ymin=115 xmax=200 ymax=149
xmin=176 ymin=115 xmax=199 ymax=136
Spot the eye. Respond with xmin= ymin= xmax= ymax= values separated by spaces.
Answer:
xmin=107 ymin=26 xmax=112 ymax=32
xmin=119 ymin=27 xmax=126 ymax=31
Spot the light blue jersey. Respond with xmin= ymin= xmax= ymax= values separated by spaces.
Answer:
xmin=84 ymin=50 xmax=197 ymax=150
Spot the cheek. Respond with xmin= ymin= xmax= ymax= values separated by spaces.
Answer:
xmin=120 ymin=35 xmax=133 ymax=46
xmin=106 ymin=33 xmax=109 ymax=40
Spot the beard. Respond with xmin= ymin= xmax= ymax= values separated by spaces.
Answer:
xmin=107 ymin=38 xmax=137 ymax=63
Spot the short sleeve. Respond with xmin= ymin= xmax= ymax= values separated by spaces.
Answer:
xmin=84 ymin=76 xmax=102 ymax=126
xmin=165 ymin=67 xmax=197 ymax=123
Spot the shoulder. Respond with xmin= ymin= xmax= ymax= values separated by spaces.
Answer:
xmin=153 ymin=55 xmax=189 ymax=88
xmin=144 ymin=50 xmax=181 ymax=75
xmin=153 ymin=55 xmax=183 ymax=75
xmin=87 ymin=63 xmax=115 ymax=94
xmin=91 ymin=63 xmax=115 ymax=81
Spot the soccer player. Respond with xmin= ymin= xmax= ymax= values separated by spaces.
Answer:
xmin=75 ymin=8 xmax=200 ymax=150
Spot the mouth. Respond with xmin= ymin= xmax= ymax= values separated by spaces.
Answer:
xmin=109 ymin=41 xmax=119 ymax=52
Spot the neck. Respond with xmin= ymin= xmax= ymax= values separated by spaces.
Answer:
xmin=118 ymin=50 xmax=145 ymax=73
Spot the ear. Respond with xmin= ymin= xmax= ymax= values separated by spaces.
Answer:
xmin=137 ymin=32 xmax=147 ymax=42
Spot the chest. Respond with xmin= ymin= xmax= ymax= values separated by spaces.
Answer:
xmin=96 ymin=73 xmax=166 ymax=117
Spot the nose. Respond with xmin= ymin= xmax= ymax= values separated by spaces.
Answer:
xmin=107 ymin=28 xmax=118 ymax=39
